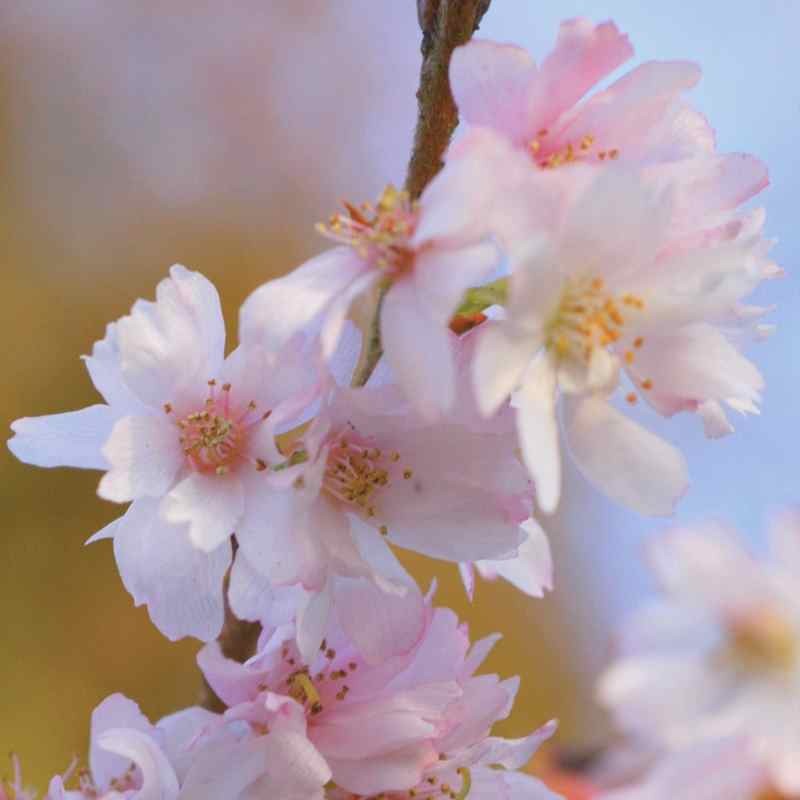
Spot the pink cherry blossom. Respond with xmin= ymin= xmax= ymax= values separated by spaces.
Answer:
xmin=240 ymin=177 xmax=502 ymax=421
xmin=450 ymin=19 xmax=710 ymax=174
xmin=8 ymin=265 xmax=319 ymax=641
xmin=598 ymin=515 xmax=800 ymax=795
xmin=473 ymin=167 xmax=776 ymax=516
xmin=199 ymin=594 xmax=558 ymax=798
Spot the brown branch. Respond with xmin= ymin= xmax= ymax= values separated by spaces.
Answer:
xmin=200 ymin=540 xmax=262 ymax=711
xmin=405 ymin=0 xmax=492 ymax=200
xmin=351 ymin=0 xmax=492 ymax=389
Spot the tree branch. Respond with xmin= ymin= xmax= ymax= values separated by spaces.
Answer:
xmin=405 ymin=0 xmax=492 ymax=200
xmin=350 ymin=0 xmax=492 ymax=389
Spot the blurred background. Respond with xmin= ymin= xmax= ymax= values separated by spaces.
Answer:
xmin=1 ymin=0 xmax=798 ymax=788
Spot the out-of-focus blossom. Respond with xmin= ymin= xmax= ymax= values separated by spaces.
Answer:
xmin=599 ymin=738 xmax=768 ymax=800
xmin=8 ymin=266 xmax=318 ymax=641
xmin=200 ymin=593 xmax=559 ymax=798
xmin=241 ymin=174 xmax=503 ymax=421
xmin=598 ymin=515 xmax=800 ymax=795
xmin=1 ymin=756 xmax=36 ymax=800
xmin=472 ymin=166 xmax=775 ymax=516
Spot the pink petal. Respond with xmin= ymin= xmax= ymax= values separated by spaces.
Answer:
xmin=449 ymin=39 xmax=539 ymax=144
xmin=381 ymin=277 xmax=455 ymax=420
xmin=554 ymin=60 xmax=701 ymax=158
xmin=98 ymin=414 xmax=183 ymax=502
xmin=161 ymin=472 xmax=244 ymax=552
xmin=513 ymin=358 xmax=561 ymax=514
xmin=565 ymin=396 xmax=688 ymax=516
xmin=9 ymin=404 xmax=117 ymax=470
xmin=534 ymin=19 xmax=633 ymax=124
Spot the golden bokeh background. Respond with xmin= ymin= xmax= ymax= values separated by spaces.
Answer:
xmin=0 ymin=3 xmax=608 ymax=789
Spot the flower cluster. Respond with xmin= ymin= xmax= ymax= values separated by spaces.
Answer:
xmin=5 ymin=14 xmax=782 ymax=800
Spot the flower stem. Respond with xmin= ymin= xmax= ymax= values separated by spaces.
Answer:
xmin=350 ymin=0 xmax=492 ymax=389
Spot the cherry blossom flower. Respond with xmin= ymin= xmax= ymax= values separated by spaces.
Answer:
xmin=8 ymin=265 xmax=319 ymax=641
xmin=44 ymin=693 xmax=330 ymax=800
xmin=450 ymin=19 xmax=710 ymax=177
xmin=199 ymin=593 xmax=558 ymax=798
xmin=240 ymin=176 xmax=502 ymax=421
xmin=473 ymin=167 xmax=775 ymax=515
xmin=598 ymin=515 xmax=800 ymax=795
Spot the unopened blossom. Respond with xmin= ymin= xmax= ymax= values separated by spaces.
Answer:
xmin=200 ymin=591 xmax=559 ymax=799
xmin=598 ymin=515 xmax=800 ymax=795
xmin=8 ymin=265 xmax=318 ymax=641
xmin=240 ymin=174 xmax=503 ymax=420
xmin=473 ymin=167 xmax=775 ymax=515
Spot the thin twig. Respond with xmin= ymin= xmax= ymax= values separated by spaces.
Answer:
xmin=406 ymin=0 xmax=492 ymax=201
xmin=350 ymin=0 xmax=492 ymax=388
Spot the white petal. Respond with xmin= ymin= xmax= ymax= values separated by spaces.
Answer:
xmin=90 ymin=694 xmax=155 ymax=789
xmin=512 ymin=358 xmax=561 ymax=514
xmin=8 ymin=404 xmax=117 ymax=470
xmin=296 ymin=583 xmax=332 ymax=665
xmin=110 ymin=499 xmax=230 ymax=641
xmin=413 ymin=241 xmax=500 ymax=327
xmin=240 ymin=247 xmax=367 ymax=350
xmin=473 ymin=322 xmax=541 ymax=417
xmin=565 ymin=396 xmax=688 ymax=516
xmin=476 ymin=517 xmax=553 ymax=597
xmin=117 ymin=265 xmax=225 ymax=409
xmin=98 ymin=414 xmax=183 ymax=502
xmin=96 ymin=728 xmax=179 ymax=800
xmin=381 ymin=277 xmax=455 ymax=420
xmin=161 ymin=472 xmax=244 ymax=552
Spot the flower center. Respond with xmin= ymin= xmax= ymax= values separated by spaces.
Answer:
xmin=544 ymin=276 xmax=653 ymax=403
xmin=166 ymin=381 xmax=269 ymax=475
xmin=322 ymin=431 xmax=410 ymax=524
xmin=726 ymin=608 xmax=798 ymax=673
xmin=528 ymin=129 xmax=620 ymax=169
xmin=316 ymin=184 xmax=417 ymax=273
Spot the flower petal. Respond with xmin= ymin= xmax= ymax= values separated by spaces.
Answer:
xmin=381 ymin=277 xmax=455 ymax=420
xmin=240 ymin=246 xmax=367 ymax=351
xmin=449 ymin=39 xmax=539 ymax=143
xmin=116 ymin=265 xmax=225 ymax=409
xmin=513 ymin=358 xmax=561 ymax=514
xmin=565 ymin=395 xmax=688 ymax=516
xmin=98 ymin=414 xmax=183 ymax=502
xmin=96 ymin=728 xmax=180 ymax=800
xmin=8 ymin=404 xmax=117 ymax=470
xmin=161 ymin=472 xmax=244 ymax=552
xmin=109 ymin=498 xmax=230 ymax=641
